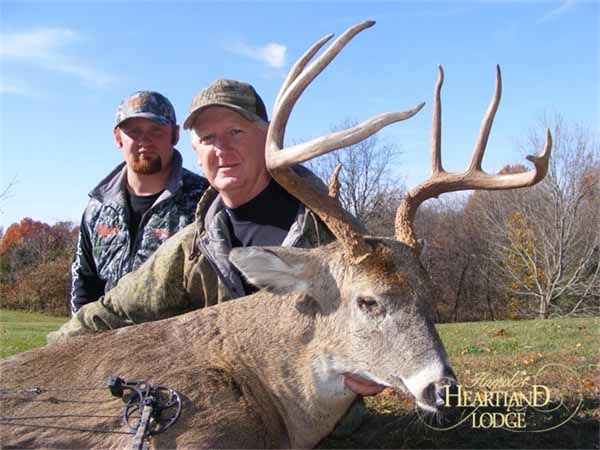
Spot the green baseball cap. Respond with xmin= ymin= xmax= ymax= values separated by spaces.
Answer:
xmin=115 ymin=91 xmax=177 ymax=129
xmin=183 ymin=79 xmax=268 ymax=130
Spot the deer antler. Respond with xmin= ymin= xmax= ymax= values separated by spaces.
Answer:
xmin=266 ymin=20 xmax=424 ymax=263
xmin=395 ymin=65 xmax=552 ymax=253
xmin=328 ymin=164 xmax=342 ymax=200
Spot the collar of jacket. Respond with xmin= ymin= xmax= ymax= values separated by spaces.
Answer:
xmin=88 ymin=149 xmax=185 ymax=205
xmin=194 ymin=192 xmax=310 ymax=299
xmin=196 ymin=164 xmax=327 ymax=233
xmin=189 ymin=165 xmax=327 ymax=298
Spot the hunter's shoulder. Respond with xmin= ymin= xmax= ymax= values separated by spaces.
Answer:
xmin=80 ymin=197 xmax=108 ymax=226
xmin=181 ymin=168 xmax=210 ymax=193
xmin=161 ymin=222 xmax=198 ymax=249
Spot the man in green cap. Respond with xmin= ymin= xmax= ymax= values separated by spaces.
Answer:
xmin=70 ymin=91 xmax=208 ymax=314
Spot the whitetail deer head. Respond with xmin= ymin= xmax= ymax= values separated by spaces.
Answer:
xmin=232 ymin=20 xmax=551 ymax=413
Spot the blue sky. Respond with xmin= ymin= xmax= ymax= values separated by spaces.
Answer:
xmin=1 ymin=0 xmax=598 ymax=228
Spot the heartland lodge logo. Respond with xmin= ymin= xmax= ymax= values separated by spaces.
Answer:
xmin=417 ymin=364 xmax=583 ymax=432
xmin=444 ymin=375 xmax=550 ymax=429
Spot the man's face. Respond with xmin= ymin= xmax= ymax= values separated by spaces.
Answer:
xmin=114 ymin=117 xmax=178 ymax=175
xmin=191 ymin=106 xmax=270 ymax=208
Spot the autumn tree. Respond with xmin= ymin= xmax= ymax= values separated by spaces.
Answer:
xmin=473 ymin=116 xmax=599 ymax=319
xmin=0 ymin=218 xmax=76 ymax=314
xmin=1 ymin=219 xmax=69 ymax=278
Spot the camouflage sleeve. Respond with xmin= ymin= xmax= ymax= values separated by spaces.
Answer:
xmin=47 ymin=224 xmax=210 ymax=344
xmin=70 ymin=213 xmax=106 ymax=314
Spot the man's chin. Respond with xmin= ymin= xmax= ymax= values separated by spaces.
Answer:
xmin=213 ymin=176 xmax=244 ymax=192
xmin=132 ymin=157 xmax=162 ymax=175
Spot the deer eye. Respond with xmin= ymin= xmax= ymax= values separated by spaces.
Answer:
xmin=356 ymin=296 xmax=386 ymax=317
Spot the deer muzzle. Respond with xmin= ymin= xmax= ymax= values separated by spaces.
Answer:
xmin=402 ymin=363 xmax=457 ymax=413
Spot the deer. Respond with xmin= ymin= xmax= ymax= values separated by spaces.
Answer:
xmin=0 ymin=21 xmax=551 ymax=450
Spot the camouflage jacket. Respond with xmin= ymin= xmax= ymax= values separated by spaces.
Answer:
xmin=50 ymin=170 xmax=334 ymax=343
xmin=70 ymin=149 xmax=208 ymax=313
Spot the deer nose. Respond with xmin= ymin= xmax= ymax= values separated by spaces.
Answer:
xmin=423 ymin=368 xmax=457 ymax=408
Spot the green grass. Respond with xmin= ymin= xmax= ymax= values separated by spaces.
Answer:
xmin=437 ymin=317 xmax=599 ymax=378
xmin=0 ymin=309 xmax=67 ymax=358
xmin=438 ymin=317 xmax=599 ymax=358
xmin=1 ymin=309 xmax=598 ymax=448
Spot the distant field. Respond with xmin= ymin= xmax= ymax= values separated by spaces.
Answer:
xmin=1 ymin=309 xmax=597 ymax=448
xmin=0 ymin=309 xmax=67 ymax=358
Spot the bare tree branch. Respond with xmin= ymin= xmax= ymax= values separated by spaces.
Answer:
xmin=0 ymin=175 xmax=18 ymax=215
xmin=305 ymin=118 xmax=405 ymax=235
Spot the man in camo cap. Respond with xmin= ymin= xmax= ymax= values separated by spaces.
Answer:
xmin=69 ymin=91 xmax=208 ymax=314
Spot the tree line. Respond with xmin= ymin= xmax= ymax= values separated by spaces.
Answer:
xmin=0 ymin=218 xmax=76 ymax=315
xmin=1 ymin=115 xmax=598 ymax=321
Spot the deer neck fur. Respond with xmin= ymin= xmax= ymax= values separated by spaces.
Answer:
xmin=174 ymin=290 xmax=357 ymax=448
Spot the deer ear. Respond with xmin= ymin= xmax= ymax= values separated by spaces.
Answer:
xmin=229 ymin=247 xmax=316 ymax=295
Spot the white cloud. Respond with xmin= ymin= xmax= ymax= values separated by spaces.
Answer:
xmin=45 ymin=60 xmax=113 ymax=87
xmin=0 ymin=27 xmax=114 ymax=88
xmin=536 ymin=0 xmax=578 ymax=25
xmin=0 ymin=81 xmax=32 ymax=97
xmin=1 ymin=28 xmax=80 ymax=59
xmin=224 ymin=40 xmax=287 ymax=69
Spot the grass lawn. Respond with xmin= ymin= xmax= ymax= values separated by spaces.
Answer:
xmin=0 ymin=309 xmax=67 ymax=358
xmin=1 ymin=309 xmax=597 ymax=448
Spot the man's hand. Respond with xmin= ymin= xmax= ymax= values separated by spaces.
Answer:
xmin=47 ymin=312 xmax=94 ymax=345
xmin=46 ymin=301 xmax=134 ymax=345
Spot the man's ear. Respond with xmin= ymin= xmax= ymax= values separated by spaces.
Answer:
xmin=229 ymin=247 xmax=317 ymax=295
xmin=113 ymin=128 xmax=123 ymax=148
xmin=172 ymin=125 xmax=180 ymax=145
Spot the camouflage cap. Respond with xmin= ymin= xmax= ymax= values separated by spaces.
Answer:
xmin=183 ymin=79 xmax=268 ymax=130
xmin=115 ymin=91 xmax=177 ymax=129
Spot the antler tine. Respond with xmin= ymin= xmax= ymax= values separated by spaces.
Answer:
xmin=269 ymin=20 xmax=375 ymax=151
xmin=273 ymin=32 xmax=334 ymax=120
xmin=526 ymin=128 xmax=552 ymax=184
xmin=395 ymin=65 xmax=552 ymax=254
xmin=467 ymin=65 xmax=502 ymax=173
xmin=327 ymin=164 xmax=342 ymax=199
xmin=268 ymin=105 xmax=424 ymax=169
xmin=266 ymin=21 xmax=378 ymax=263
xmin=431 ymin=65 xmax=444 ymax=175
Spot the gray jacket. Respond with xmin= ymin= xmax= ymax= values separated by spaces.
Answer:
xmin=70 ymin=149 xmax=208 ymax=312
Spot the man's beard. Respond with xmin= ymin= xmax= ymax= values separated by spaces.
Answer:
xmin=131 ymin=155 xmax=162 ymax=174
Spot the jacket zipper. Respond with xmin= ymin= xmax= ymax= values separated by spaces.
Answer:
xmin=196 ymin=234 xmax=242 ymax=298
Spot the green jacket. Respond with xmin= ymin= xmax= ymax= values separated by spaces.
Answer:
xmin=48 ymin=181 xmax=334 ymax=343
